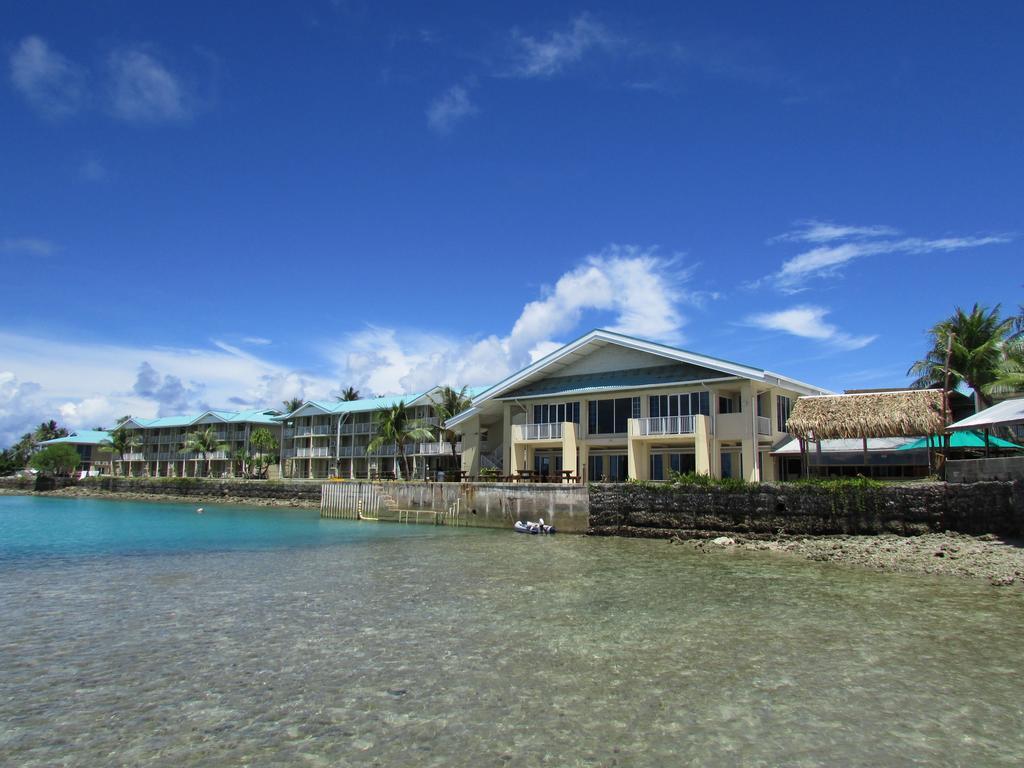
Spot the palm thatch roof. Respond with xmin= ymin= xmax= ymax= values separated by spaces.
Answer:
xmin=786 ymin=389 xmax=946 ymax=440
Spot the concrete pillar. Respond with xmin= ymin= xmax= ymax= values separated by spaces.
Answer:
xmin=627 ymin=438 xmax=650 ymax=481
xmin=760 ymin=450 xmax=777 ymax=481
xmin=578 ymin=443 xmax=590 ymax=482
xmin=503 ymin=403 xmax=513 ymax=478
xmin=460 ymin=415 xmax=481 ymax=476
xmin=695 ymin=415 xmax=713 ymax=477
xmin=562 ymin=422 xmax=578 ymax=481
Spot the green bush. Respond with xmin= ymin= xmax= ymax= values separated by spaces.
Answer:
xmin=667 ymin=471 xmax=751 ymax=490
xmin=29 ymin=444 xmax=81 ymax=476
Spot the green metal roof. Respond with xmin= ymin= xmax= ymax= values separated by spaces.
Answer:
xmin=127 ymin=408 xmax=282 ymax=429
xmin=39 ymin=430 xmax=111 ymax=445
xmin=897 ymin=431 xmax=1023 ymax=451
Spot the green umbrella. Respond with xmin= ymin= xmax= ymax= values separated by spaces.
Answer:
xmin=898 ymin=431 xmax=1023 ymax=451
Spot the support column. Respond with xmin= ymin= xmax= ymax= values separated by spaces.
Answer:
xmin=627 ymin=438 xmax=650 ymax=481
xmin=562 ymin=422 xmax=578 ymax=482
xmin=460 ymin=415 xmax=481 ymax=476
xmin=695 ymin=415 xmax=713 ymax=477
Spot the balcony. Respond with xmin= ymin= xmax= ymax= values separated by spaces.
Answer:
xmin=292 ymin=424 xmax=333 ymax=437
xmin=513 ymin=423 xmax=563 ymax=441
xmin=342 ymin=422 xmax=373 ymax=434
xmin=122 ymin=453 xmax=145 ymax=461
xmin=295 ymin=447 xmax=331 ymax=458
xmin=633 ymin=416 xmax=698 ymax=436
xmin=417 ymin=442 xmax=462 ymax=455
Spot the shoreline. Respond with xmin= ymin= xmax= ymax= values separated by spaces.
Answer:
xmin=675 ymin=532 xmax=1024 ymax=588
xmin=0 ymin=486 xmax=319 ymax=510
xmin=3 ymin=487 xmax=1022 ymax=586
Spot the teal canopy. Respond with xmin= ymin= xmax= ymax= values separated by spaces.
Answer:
xmin=897 ymin=431 xmax=1023 ymax=451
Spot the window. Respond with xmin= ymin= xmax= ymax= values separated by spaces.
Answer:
xmin=588 ymin=454 xmax=604 ymax=481
xmin=776 ymin=395 xmax=793 ymax=433
xmin=589 ymin=398 xmax=640 ymax=434
xmin=533 ymin=402 xmax=580 ymax=424
xmin=650 ymin=392 xmax=711 ymax=418
xmin=608 ymin=454 xmax=629 ymax=481
xmin=652 ymin=452 xmax=697 ymax=480
xmin=718 ymin=395 xmax=736 ymax=414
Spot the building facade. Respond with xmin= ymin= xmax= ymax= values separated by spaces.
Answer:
xmin=37 ymin=430 xmax=112 ymax=476
xmin=278 ymin=388 xmax=482 ymax=480
xmin=114 ymin=409 xmax=283 ymax=477
xmin=449 ymin=330 xmax=831 ymax=482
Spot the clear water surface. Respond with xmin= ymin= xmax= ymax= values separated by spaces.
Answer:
xmin=1 ymin=495 xmax=1022 ymax=767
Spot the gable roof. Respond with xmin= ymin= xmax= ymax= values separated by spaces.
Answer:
xmin=448 ymin=329 xmax=831 ymax=428
xmin=117 ymin=408 xmax=282 ymax=430
xmin=274 ymin=385 xmax=492 ymax=420
xmin=947 ymin=397 xmax=1024 ymax=431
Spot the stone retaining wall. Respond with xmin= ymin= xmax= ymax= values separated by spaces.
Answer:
xmin=77 ymin=476 xmax=324 ymax=501
xmin=589 ymin=481 xmax=1024 ymax=539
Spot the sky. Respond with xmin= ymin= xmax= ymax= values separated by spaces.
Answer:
xmin=1 ymin=1 xmax=1021 ymax=444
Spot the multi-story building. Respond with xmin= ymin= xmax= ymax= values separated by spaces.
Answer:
xmin=37 ymin=430 xmax=112 ymax=476
xmin=448 ymin=329 xmax=832 ymax=482
xmin=114 ymin=409 xmax=283 ymax=477
xmin=278 ymin=388 xmax=486 ymax=480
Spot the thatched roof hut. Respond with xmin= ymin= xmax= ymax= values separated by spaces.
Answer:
xmin=787 ymin=389 xmax=946 ymax=440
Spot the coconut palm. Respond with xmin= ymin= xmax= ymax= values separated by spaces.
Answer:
xmin=336 ymin=386 xmax=361 ymax=402
xmin=33 ymin=420 xmax=68 ymax=442
xmin=908 ymin=303 xmax=1015 ymax=411
xmin=367 ymin=401 xmax=434 ymax=480
xmin=282 ymin=397 xmax=304 ymax=414
xmin=102 ymin=427 xmax=141 ymax=476
xmin=429 ymin=385 xmax=472 ymax=467
xmin=181 ymin=426 xmax=229 ymax=478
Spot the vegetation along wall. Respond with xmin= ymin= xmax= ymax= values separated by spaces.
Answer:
xmin=588 ymin=481 xmax=1024 ymax=539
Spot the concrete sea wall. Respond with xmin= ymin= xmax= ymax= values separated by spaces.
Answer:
xmin=947 ymin=456 xmax=1024 ymax=483
xmin=77 ymin=477 xmax=323 ymax=501
xmin=589 ymin=481 xmax=1024 ymax=538
xmin=321 ymin=481 xmax=591 ymax=533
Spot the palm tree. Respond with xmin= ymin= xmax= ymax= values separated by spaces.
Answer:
xmin=102 ymin=427 xmax=141 ymax=476
xmin=367 ymin=401 xmax=434 ymax=480
xmin=429 ymin=385 xmax=472 ymax=467
xmin=282 ymin=397 xmax=304 ymax=414
xmin=908 ymin=303 xmax=1015 ymax=411
xmin=34 ymin=420 xmax=68 ymax=442
xmin=181 ymin=426 xmax=228 ymax=478
xmin=336 ymin=386 xmax=361 ymax=402
xmin=249 ymin=427 xmax=279 ymax=479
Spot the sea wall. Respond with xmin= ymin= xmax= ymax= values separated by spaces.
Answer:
xmin=76 ymin=476 xmax=324 ymax=501
xmin=589 ymin=481 xmax=1024 ymax=539
xmin=321 ymin=481 xmax=590 ymax=533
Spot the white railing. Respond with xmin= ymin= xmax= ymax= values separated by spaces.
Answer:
xmin=122 ymin=453 xmax=145 ymax=461
xmin=205 ymin=451 xmax=229 ymax=460
xmin=635 ymin=416 xmax=697 ymax=436
xmin=295 ymin=447 xmax=331 ymax=458
xmin=757 ymin=416 xmax=772 ymax=436
xmin=417 ymin=442 xmax=462 ymax=455
xmin=342 ymin=422 xmax=373 ymax=434
xmin=283 ymin=428 xmax=295 ymax=438
xmin=514 ymin=423 xmax=563 ymax=441
xmin=282 ymin=448 xmax=296 ymax=458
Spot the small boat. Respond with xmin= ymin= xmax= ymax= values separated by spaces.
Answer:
xmin=514 ymin=518 xmax=556 ymax=535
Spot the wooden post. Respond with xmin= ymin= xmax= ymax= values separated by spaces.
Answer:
xmin=799 ymin=437 xmax=808 ymax=479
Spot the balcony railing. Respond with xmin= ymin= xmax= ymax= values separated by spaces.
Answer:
xmin=513 ymin=423 xmax=563 ymax=441
xmin=292 ymin=425 xmax=333 ymax=437
xmin=417 ymin=442 xmax=462 ymax=455
xmin=757 ymin=416 xmax=772 ymax=436
xmin=295 ymin=447 xmax=331 ymax=458
xmin=341 ymin=422 xmax=373 ymax=434
xmin=122 ymin=453 xmax=145 ymax=461
xmin=634 ymin=416 xmax=697 ymax=436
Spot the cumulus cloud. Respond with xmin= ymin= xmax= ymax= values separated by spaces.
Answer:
xmin=0 ymin=372 xmax=48 ymax=447
xmin=9 ymin=35 xmax=86 ymax=118
xmin=327 ymin=245 xmax=697 ymax=394
xmin=763 ymin=220 xmax=1010 ymax=292
xmin=426 ymin=84 xmax=477 ymax=134
xmin=745 ymin=306 xmax=876 ymax=351
xmin=107 ymin=48 xmax=189 ymax=121
xmin=133 ymin=362 xmax=207 ymax=416
xmin=508 ymin=14 xmax=613 ymax=78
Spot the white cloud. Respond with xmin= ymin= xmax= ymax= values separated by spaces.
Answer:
xmin=745 ymin=306 xmax=876 ymax=351
xmin=107 ymin=48 xmax=189 ymax=121
xmin=0 ymin=331 xmax=337 ymax=446
xmin=426 ymin=84 xmax=477 ymax=134
xmin=764 ymin=221 xmax=1010 ymax=291
xmin=0 ymin=237 xmax=56 ymax=256
xmin=242 ymin=336 xmax=272 ymax=346
xmin=9 ymin=35 xmax=86 ymax=118
xmin=327 ymin=245 xmax=695 ymax=394
xmin=509 ymin=14 xmax=612 ymax=78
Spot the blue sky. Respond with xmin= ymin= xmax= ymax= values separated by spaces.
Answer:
xmin=1 ymin=1 xmax=1021 ymax=443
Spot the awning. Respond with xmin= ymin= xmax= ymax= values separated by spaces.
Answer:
xmin=946 ymin=398 xmax=1024 ymax=431
xmin=897 ymin=431 xmax=1023 ymax=451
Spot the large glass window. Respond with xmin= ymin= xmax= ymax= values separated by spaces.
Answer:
xmin=608 ymin=455 xmax=629 ymax=482
xmin=532 ymin=402 xmax=580 ymax=424
xmin=650 ymin=452 xmax=697 ymax=480
xmin=776 ymin=395 xmax=793 ymax=433
xmin=649 ymin=392 xmax=711 ymax=418
xmin=588 ymin=454 xmax=604 ymax=481
xmin=588 ymin=397 xmax=641 ymax=434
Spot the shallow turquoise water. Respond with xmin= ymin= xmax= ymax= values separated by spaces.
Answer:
xmin=1 ymin=495 xmax=1023 ymax=767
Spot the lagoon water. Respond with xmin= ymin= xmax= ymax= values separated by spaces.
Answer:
xmin=1 ymin=496 xmax=1022 ymax=767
